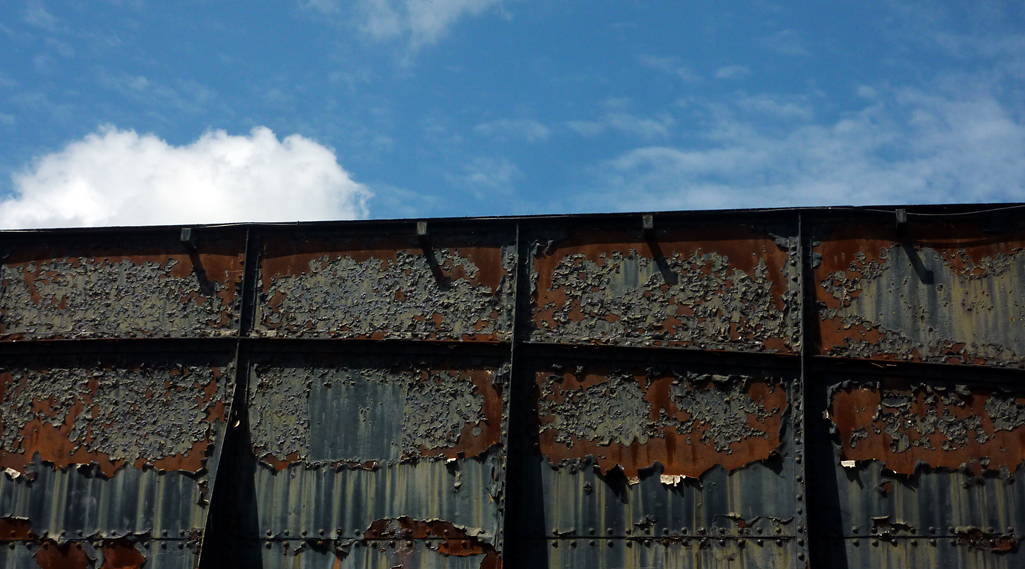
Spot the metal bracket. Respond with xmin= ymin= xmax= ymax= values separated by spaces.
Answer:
xmin=642 ymin=214 xmax=655 ymax=240
xmin=181 ymin=227 xmax=198 ymax=252
xmin=895 ymin=209 xmax=908 ymax=234
xmin=417 ymin=221 xmax=447 ymax=286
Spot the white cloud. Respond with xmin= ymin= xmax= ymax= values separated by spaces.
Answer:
xmin=640 ymin=55 xmax=701 ymax=83
xmin=474 ymin=118 xmax=550 ymax=142
xmin=447 ymin=156 xmax=520 ymax=198
xmin=714 ymin=65 xmax=750 ymax=80
xmin=584 ymin=84 xmax=1025 ymax=212
xmin=734 ymin=93 xmax=814 ymax=121
xmin=311 ymin=0 xmax=511 ymax=51
xmin=0 ymin=126 xmax=371 ymax=228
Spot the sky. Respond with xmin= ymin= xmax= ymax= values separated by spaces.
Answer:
xmin=0 ymin=0 xmax=1023 ymax=227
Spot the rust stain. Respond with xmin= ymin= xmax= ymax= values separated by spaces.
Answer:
xmin=2 ymin=240 xmax=244 ymax=340
xmin=532 ymin=226 xmax=796 ymax=353
xmin=815 ymin=222 xmax=1025 ymax=365
xmin=412 ymin=369 xmax=503 ymax=461
xmin=100 ymin=539 xmax=146 ymax=569
xmin=536 ymin=367 xmax=787 ymax=479
xmin=0 ymin=517 xmax=33 ymax=540
xmin=954 ymin=527 xmax=1018 ymax=552
xmin=365 ymin=517 xmax=502 ymax=569
xmin=258 ymin=235 xmax=512 ymax=341
xmin=33 ymin=540 xmax=91 ymax=569
xmin=0 ymin=364 xmax=230 ymax=477
xmin=830 ymin=382 xmax=1025 ymax=475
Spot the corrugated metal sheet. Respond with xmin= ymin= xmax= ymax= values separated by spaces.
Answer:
xmin=1 ymin=205 xmax=1023 ymax=568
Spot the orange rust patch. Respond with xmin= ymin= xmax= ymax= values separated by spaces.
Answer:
xmin=0 ymin=399 xmax=125 ymax=478
xmin=955 ymin=528 xmax=1018 ymax=552
xmin=830 ymin=384 xmax=1025 ymax=475
xmin=3 ymin=241 xmax=244 ymax=332
xmin=411 ymin=369 xmax=503 ymax=461
xmin=364 ymin=517 xmax=502 ymax=569
xmin=260 ymin=451 xmax=301 ymax=471
xmin=536 ymin=368 xmax=786 ymax=479
xmin=100 ymin=539 xmax=146 ymax=569
xmin=261 ymin=236 xmax=506 ymax=293
xmin=34 ymin=540 xmax=91 ymax=569
xmin=0 ymin=517 xmax=32 ymax=541
xmin=532 ymin=227 xmax=793 ymax=353
xmin=150 ymin=436 xmax=209 ymax=472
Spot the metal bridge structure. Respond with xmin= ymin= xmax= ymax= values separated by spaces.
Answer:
xmin=1 ymin=204 xmax=1024 ymax=568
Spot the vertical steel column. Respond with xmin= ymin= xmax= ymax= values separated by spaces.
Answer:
xmin=199 ymin=227 xmax=262 ymax=568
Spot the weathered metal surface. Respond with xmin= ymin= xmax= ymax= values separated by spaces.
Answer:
xmin=0 ymin=236 xmax=244 ymax=341
xmin=244 ymin=537 xmax=499 ymax=569
xmin=814 ymin=221 xmax=1025 ymax=366
xmin=513 ymin=359 xmax=800 ymax=569
xmin=0 ymin=355 xmax=233 ymax=568
xmin=256 ymin=233 xmax=516 ymax=341
xmin=822 ymin=376 xmax=1025 ymax=567
xmin=530 ymin=224 xmax=800 ymax=353
xmin=519 ymin=539 xmax=797 ymax=568
xmin=535 ymin=364 xmax=788 ymax=480
xmin=0 ymin=205 xmax=1022 ymax=569
xmin=234 ymin=356 xmax=507 ymax=568
xmin=830 ymin=380 xmax=1025 ymax=476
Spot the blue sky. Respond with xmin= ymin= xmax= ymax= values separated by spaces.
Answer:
xmin=0 ymin=0 xmax=1023 ymax=227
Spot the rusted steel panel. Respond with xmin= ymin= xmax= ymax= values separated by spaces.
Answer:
xmin=814 ymin=221 xmax=1025 ymax=366
xmin=826 ymin=537 xmax=1019 ymax=569
xmin=520 ymin=539 xmax=796 ymax=568
xmin=255 ymin=233 xmax=516 ymax=341
xmin=520 ymin=361 xmax=799 ymax=561
xmin=529 ymin=223 xmax=800 ymax=352
xmin=0 ymin=355 xmax=234 ymax=567
xmin=0 ymin=235 xmax=244 ymax=341
xmin=252 ymin=538 xmax=499 ymax=569
xmin=239 ymin=356 xmax=507 ymax=568
xmin=825 ymin=377 xmax=1025 ymax=567
xmin=0 ymin=538 xmax=197 ymax=569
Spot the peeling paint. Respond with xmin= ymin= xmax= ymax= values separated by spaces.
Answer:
xmin=531 ymin=227 xmax=799 ymax=352
xmin=536 ymin=366 xmax=787 ymax=479
xmin=1 ymin=243 xmax=242 ymax=340
xmin=0 ymin=361 xmax=232 ymax=477
xmin=257 ymin=237 xmax=515 ymax=341
xmin=816 ymin=224 xmax=1025 ymax=366
xmin=830 ymin=381 xmax=1025 ymax=475
xmin=364 ymin=517 xmax=502 ymax=569
xmin=953 ymin=527 xmax=1018 ymax=553
xmin=248 ymin=362 xmax=503 ymax=468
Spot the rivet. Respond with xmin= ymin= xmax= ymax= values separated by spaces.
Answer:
xmin=797 ymin=508 xmax=803 ymax=514
xmin=872 ymin=539 xmax=879 ymax=546
xmin=757 ymin=539 xmax=763 ymax=546
xmin=663 ymin=528 xmax=669 ymax=535
xmin=607 ymin=541 xmax=613 ymax=548
xmin=319 ymin=529 xmax=325 ymax=536
xmin=950 ymin=539 xmax=957 ymax=545
xmin=928 ymin=526 xmax=935 ymax=534
xmin=796 ymin=494 xmax=803 ymax=501
xmin=388 ymin=540 xmax=395 ymax=548
xmin=719 ymin=539 xmax=725 ymax=546
xmin=265 ymin=542 xmax=271 ymax=549
xmin=930 ymin=539 xmax=937 ymax=546
xmin=606 ymin=527 xmax=613 ymax=535
xmin=798 ymin=552 xmax=805 ymax=560
xmin=589 ymin=528 xmax=595 ymax=535
xmin=911 ymin=539 xmax=918 ymax=546
xmin=987 ymin=527 xmax=995 ymax=533
xmin=1009 ymin=527 xmax=1016 ymax=534
xmin=570 ymin=540 xmax=577 ymax=547
xmin=284 ymin=530 xmax=289 ymax=537
xmin=798 ymin=539 xmax=804 ymax=546
xmin=589 ymin=540 xmax=596 ymax=547
xmin=852 ymin=527 xmax=859 ymax=534
xmin=756 ymin=528 xmax=762 ymax=534
xmin=682 ymin=528 xmax=689 ymax=535
xmin=551 ymin=541 xmax=557 ymax=548
xmin=407 ymin=541 xmax=413 ymax=547
xmin=301 ymin=530 xmax=307 ymax=536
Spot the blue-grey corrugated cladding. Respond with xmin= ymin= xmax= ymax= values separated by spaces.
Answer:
xmin=521 ymin=540 xmax=796 ymax=568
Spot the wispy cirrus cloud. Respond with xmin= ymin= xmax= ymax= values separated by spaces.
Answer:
xmin=474 ymin=118 xmax=550 ymax=142
xmin=583 ymin=82 xmax=1025 ymax=212
xmin=307 ymin=0 xmax=514 ymax=52
xmin=0 ymin=126 xmax=371 ymax=228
